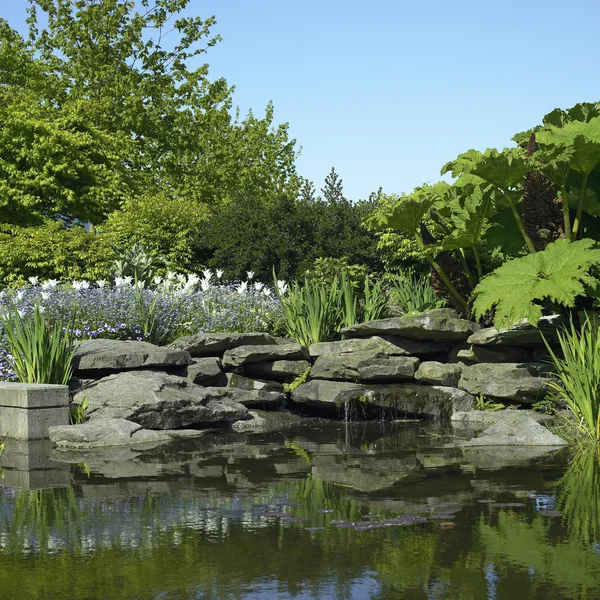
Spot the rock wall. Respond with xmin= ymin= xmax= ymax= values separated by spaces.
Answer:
xmin=68 ymin=309 xmax=560 ymax=428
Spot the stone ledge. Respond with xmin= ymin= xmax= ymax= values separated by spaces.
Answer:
xmin=0 ymin=383 xmax=69 ymax=409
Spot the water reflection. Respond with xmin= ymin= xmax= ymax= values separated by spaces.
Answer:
xmin=0 ymin=422 xmax=598 ymax=600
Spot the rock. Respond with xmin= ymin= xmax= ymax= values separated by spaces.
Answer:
xmin=291 ymin=380 xmax=475 ymax=419
xmin=73 ymin=339 xmax=192 ymax=372
xmin=221 ymin=343 xmax=309 ymax=368
xmin=309 ymin=336 xmax=449 ymax=358
xmin=244 ymin=360 xmax=311 ymax=383
xmin=340 ymin=309 xmax=479 ymax=342
xmin=48 ymin=418 xmax=175 ymax=448
xmin=458 ymin=363 xmax=551 ymax=402
xmin=225 ymin=372 xmax=283 ymax=392
xmin=231 ymin=410 xmax=307 ymax=433
xmin=76 ymin=370 xmax=248 ymax=429
xmin=415 ymin=361 xmax=462 ymax=386
xmin=179 ymin=357 xmax=223 ymax=385
xmin=167 ymin=332 xmax=279 ymax=357
xmin=311 ymin=351 xmax=419 ymax=382
xmin=208 ymin=386 xmax=284 ymax=407
xmin=448 ymin=344 xmax=532 ymax=365
xmin=451 ymin=410 xmax=553 ymax=425
xmin=460 ymin=413 xmax=567 ymax=446
xmin=466 ymin=315 xmax=565 ymax=347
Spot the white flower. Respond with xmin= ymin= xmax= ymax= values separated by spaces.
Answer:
xmin=262 ymin=288 xmax=272 ymax=297
xmin=0 ymin=290 xmax=5 ymax=299
xmin=200 ymin=278 xmax=211 ymax=291
xmin=153 ymin=275 xmax=163 ymax=285
xmin=215 ymin=269 xmax=224 ymax=279
xmin=135 ymin=280 xmax=145 ymax=290
xmin=72 ymin=280 xmax=90 ymax=291
xmin=28 ymin=276 xmax=39 ymax=286
xmin=41 ymin=279 xmax=59 ymax=290
xmin=276 ymin=280 xmax=288 ymax=294
xmin=38 ymin=305 xmax=45 ymax=314
xmin=246 ymin=270 xmax=255 ymax=280
xmin=96 ymin=279 xmax=107 ymax=288
xmin=177 ymin=273 xmax=187 ymax=284
xmin=41 ymin=292 xmax=50 ymax=301
xmin=201 ymin=269 xmax=212 ymax=282
xmin=17 ymin=309 xmax=26 ymax=318
xmin=166 ymin=271 xmax=176 ymax=281
xmin=115 ymin=276 xmax=133 ymax=287
xmin=237 ymin=281 xmax=248 ymax=294
xmin=254 ymin=282 xmax=264 ymax=291
xmin=16 ymin=291 xmax=24 ymax=301
xmin=187 ymin=273 xmax=201 ymax=287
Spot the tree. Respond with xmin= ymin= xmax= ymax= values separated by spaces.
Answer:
xmin=321 ymin=167 xmax=346 ymax=204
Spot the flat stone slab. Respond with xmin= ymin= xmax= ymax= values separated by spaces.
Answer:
xmin=309 ymin=336 xmax=448 ymax=358
xmin=449 ymin=344 xmax=532 ymax=365
xmin=208 ymin=386 xmax=285 ymax=407
xmin=467 ymin=315 xmax=565 ymax=347
xmin=311 ymin=352 xmax=419 ymax=382
xmin=458 ymin=363 xmax=551 ymax=402
xmin=76 ymin=370 xmax=247 ymax=429
xmin=459 ymin=413 xmax=567 ymax=446
xmin=451 ymin=410 xmax=552 ymax=425
xmin=415 ymin=361 xmax=462 ymax=387
xmin=225 ymin=372 xmax=283 ymax=392
xmin=180 ymin=357 xmax=223 ymax=385
xmin=222 ymin=343 xmax=309 ymax=368
xmin=340 ymin=309 xmax=479 ymax=342
xmin=73 ymin=339 xmax=192 ymax=372
xmin=48 ymin=418 xmax=207 ymax=448
xmin=244 ymin=360 xmax=311 ymax=383
xmin=167 ymin=332 xmax=278 ymax=357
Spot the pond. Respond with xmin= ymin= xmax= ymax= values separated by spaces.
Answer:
xmin=0 ymin=420 xmax=599 ymax=599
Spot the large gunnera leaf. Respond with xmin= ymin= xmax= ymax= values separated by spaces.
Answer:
xmin=472 ymin=238 xmax=600 ymax=329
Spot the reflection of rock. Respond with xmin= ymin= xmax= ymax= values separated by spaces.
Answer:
xmin=459 ymin=413 xmax=567 ymax=446
xmin=73 ymin=339 xmax=191 ymax=372
xmin=460 ymin=445 xmax=565 ymax=468
xmin=312 ymin=352 xmax=419 ymax=382
xmin=231 ymin=410 xmax=306 ymax=433
xmin=76 ymin=370 xmax=248 ymax=429
xmin=458 ymin=363 xmax=551 ymax=402
xmin=341 ymin=309 xmax=479 ymax=342
xmin=311 ymin=454 xmax=419 ymax=491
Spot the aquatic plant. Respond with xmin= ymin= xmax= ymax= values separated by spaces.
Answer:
xmin=0 ymin=301 xmax=79 ymax=385
xmin=388 ymin=270 xmax=444 ymax=315
xmin=70 ymin=395 xmax=89 ymax=425
xmin=544 ymin=317 xmax=600 ymax=442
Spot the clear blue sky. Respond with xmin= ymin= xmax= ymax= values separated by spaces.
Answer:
xmin=3 ymin=0 xmax=600 ymax=200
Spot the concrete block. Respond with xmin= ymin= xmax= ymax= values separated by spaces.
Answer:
xmin=0 ymin=383 xmax=69 ymax=439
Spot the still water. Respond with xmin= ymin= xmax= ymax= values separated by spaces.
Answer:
xmin=0 ymin=420 xmax=599 ymax=600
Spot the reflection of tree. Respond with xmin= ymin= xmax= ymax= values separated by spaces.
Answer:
xmin=558 ymin=448 xmax=600 ymax=547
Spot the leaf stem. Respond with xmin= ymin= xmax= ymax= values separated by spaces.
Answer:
xmin=503 ymin=188 xmax=536 ymax=254
xmin=473 ymin=247 xmax=483 ymax=280
xmin=572 ymin=174 xmax=589 ymax=240
xmin=561 ymin=184 xmax=572 ymax=240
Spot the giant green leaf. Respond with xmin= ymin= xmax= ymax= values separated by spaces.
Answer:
xmin=472 ymin=238 xmax=600 ymax=328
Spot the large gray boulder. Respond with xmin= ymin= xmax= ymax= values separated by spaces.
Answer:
xmin=415 ymin=361 xmax=462 ymax=387
xmin=311 ymin=351 xmax=419 ymax=382
xmin=467 ymin=315 xmax=565 ymax=347
xmin=460 ymin=413 xmax=567 ymax=446
xmin=243 ymin=360 xmax=311 ymax=383
xmin=449 ymin=344 xmax=532 ymax=365
xmin=167 ymin=332 xmax=278 ymax=357
xmin=309 ymin=336 xmax=448 ymax=358
xmin=340 ymin=309 xmax=479 ymax=342
xmin=73 ymin=339 xmax=192 ymax=372
xmin=221 ymin=343 xmax=309 ymax=368
xmin=458 ymin=363 xmax=551 ymax=402
xmin=49 ymin=418 xmax=177 ymax=448
xmin=75 ymin=370 xmax=248 ymax=429
xmin=179 ymin=357 xmax=223 ymax=385
xmin=291 ymin=380 xmax=475 ymax=419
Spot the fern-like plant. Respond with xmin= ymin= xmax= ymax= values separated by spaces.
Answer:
xmin=472 ymin=238 xmax=600 ymax=329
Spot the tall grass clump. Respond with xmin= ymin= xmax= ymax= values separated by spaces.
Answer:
xmin=389 ymin=271 xmax=445 ymax=314
xmin=544 ymin=317 xmax=600 ymax=443
xmin=0 ymin=302 xmax=79 ymax=385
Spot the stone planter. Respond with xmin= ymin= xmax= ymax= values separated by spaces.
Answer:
xmin=0 ymin=383 xmax=70 ymax=439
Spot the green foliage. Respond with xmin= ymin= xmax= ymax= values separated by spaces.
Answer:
xmin=283 ymin=367 xmax=311 ymax=393
xmin=111 ymin=244 xmax=157 ymax=285
xmin=388 ymin=271 xmax=445 ymax=315
xmin=0 ymin=222 xmax=114 ymax=286
xmin=544 ymin=317 xmax=600 ymax=443
xmin=474 ymin=395 xmax=505 ymax=411
xmin=531 ymin=399 xmax=557 ymax=415
xmin=473 ymin=238 xmax=600 ymax=328
xmin=339 ymin=271 xmax=358 ymax=329
xmin=0 ymin=301 xmax=79 ymax=384
xmin=304 ymin=257 xmax=367 ymax=289
xmin=362 ymin=276 xmax=389 ymax=322
xmin=70 ymin=395 xmax=88 ymax=425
